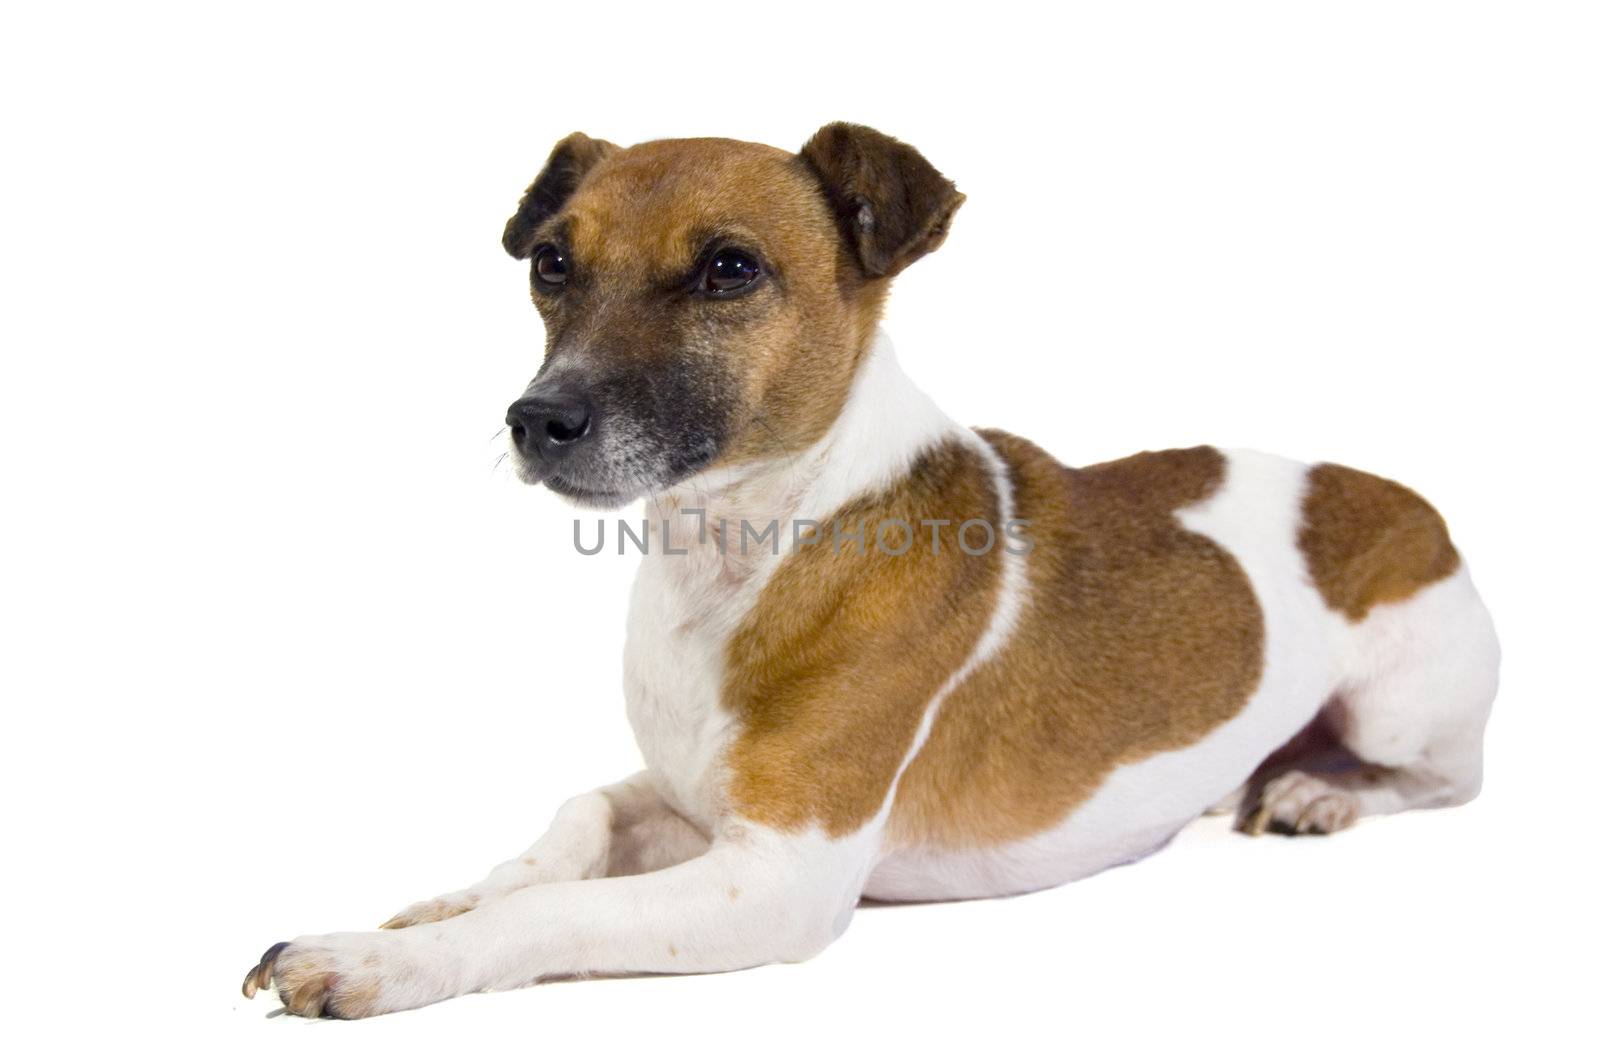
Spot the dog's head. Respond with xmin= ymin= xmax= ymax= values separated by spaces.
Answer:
xmin=501 ymin=124 xmax=963 ymax=506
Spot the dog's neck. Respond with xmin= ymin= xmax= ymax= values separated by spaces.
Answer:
xmin=645 ymin=331 xmax=960 ymax=553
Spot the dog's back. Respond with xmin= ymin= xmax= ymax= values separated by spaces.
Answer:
xmin=863 ymin=439 xmax=1496 ymax=899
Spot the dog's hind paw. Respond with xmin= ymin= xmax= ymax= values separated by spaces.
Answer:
xmin=1242 ymin=770 xmax=1361 ymax=836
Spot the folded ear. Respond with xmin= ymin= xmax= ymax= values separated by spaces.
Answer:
xmin=501 ymin=132 xmax=620 ymax=259
xmin=798 ymin=122 xmax=966 ymax=278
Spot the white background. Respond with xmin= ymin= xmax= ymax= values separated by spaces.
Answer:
xmin=3 ymin=2 xmax=1596 ymax=1060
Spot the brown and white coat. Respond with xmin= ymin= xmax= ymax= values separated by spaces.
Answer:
xmin=242 ymin=126 xmax=1498 ymax=1019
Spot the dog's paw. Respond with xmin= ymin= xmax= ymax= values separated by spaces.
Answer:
xmin=1243 ymin=770 xmax=1361 ymax=836
xmin=380 ymin=892 xmax=478 ymax=930
xmin=240 ymin=932 xmax=425 ymax=1018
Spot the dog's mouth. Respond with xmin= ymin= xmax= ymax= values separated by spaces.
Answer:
xmin=543 ymin=472 xmax=643 ymax=510
xmin=520 ymin=445 xmax=721 ymax=510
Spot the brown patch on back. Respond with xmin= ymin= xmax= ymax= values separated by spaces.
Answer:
xmin=888 ymin=438 xmax=1266 ymax=849
xmin=723 ymin=438 xmax=1002 ymax=837
xmin=1298 ymin=463 xmax=1460 ymax=621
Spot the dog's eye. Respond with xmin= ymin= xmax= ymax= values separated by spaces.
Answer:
xmin=533 ymin=246 xmax=569 ymax=287
xmin=703 ymin=248 xmax=761 ymax=294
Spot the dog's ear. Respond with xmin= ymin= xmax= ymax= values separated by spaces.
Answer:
xmin=798 ymin=122 xmax=965 ymax=278
xmin=501 ymin=132 xmax=620 ymax=259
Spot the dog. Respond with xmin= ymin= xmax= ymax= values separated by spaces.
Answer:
xmin=241 ymin=123 xmax=1499 ymax=1018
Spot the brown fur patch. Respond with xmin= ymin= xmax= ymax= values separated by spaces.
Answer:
xmin=723 ymin=437 xmax=1002 ymax=836
xmin=887 ymin=438 xmax=1266 ymax=848
xmin=1298 ymin=463 xmax=1460 ymax=621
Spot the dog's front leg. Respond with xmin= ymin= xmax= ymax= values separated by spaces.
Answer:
xmin=245 ymin=825 xmax=869 ymax=1018
xmin=379 ymin=770 xmax=708 ymax=929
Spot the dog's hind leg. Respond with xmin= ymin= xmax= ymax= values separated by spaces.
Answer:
xmin=379 ymin=770 xmax=708 ymax=929
xmin=1244 ymin=567 xmax=1499 ymax=835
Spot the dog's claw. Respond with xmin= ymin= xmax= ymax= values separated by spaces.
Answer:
xmin=242 ymin=941 xmax=290 ymax=999
xmin=1244 ymin=802 xmax=1272 ymax=836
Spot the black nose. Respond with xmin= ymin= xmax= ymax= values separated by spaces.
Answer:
xmin=506 ymin=391 xmax=592 ymax=458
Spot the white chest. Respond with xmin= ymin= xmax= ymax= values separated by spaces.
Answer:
xmin=621 ymin=526 xmax=771 ymax=832
xmin=617 ymin=334 xmax=961 ymax=832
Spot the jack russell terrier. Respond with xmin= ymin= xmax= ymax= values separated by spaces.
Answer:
xmin=242 ymin=123 xmax=1499 ymax=1018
